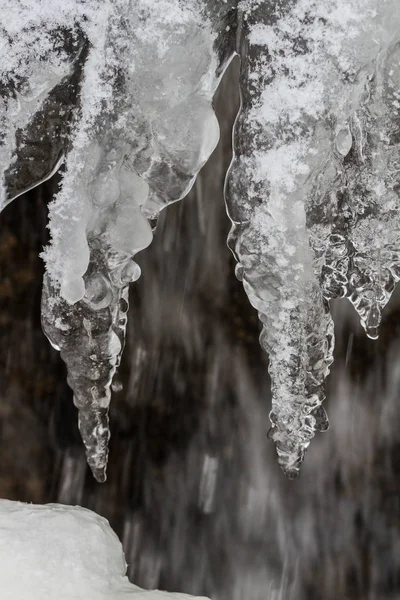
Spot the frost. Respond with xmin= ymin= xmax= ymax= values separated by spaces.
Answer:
xmin=1 ymin=0 xmax=399 ymax=479
xmin=0 ymin=500 xmax=209 ymax=600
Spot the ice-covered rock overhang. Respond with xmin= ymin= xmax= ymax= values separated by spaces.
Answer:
xmin=0 ymin=500 xmax=210 ymax=600
xmin=1 ymin=0 xmax=400 ymax=480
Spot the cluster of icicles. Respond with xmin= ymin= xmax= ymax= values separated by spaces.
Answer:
xmin=1 ymin=0 xmax=399 ymax=480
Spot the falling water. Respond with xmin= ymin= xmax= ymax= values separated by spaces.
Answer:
xmin=1 ymin=58 xmax=400 ymax=600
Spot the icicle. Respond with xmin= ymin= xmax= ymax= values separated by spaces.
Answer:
xmin=0 ymin=0 xmax=235 ymax=480
xmin=321 ymin=40 xmax=400 ymax=339
xmin=40 ymin=1 xmax=226 ymax=480
xmin=226 ymin=0 xmax=400 ymax=475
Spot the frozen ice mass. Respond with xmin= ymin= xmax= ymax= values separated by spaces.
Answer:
xmin=0 ymin=0 xmax=399 ymax=479
xmin=0 ymin=500 xmax=209 ymax=600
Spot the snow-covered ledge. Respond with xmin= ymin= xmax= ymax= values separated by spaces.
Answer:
xmin=0 ymin=500 xmax=208 ymax=600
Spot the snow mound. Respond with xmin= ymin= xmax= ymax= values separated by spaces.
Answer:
xmin=0 ymin=500 xmax=209 ymax=600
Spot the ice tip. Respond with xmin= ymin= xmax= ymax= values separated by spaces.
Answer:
xmin=282 ymin=466 xmax=300 ymax=480
xmin=364 ymin=304 xmax=381 ymax=340
xmin=267 ymin=429 xmax=302 ymax=479
xmin=87 ymin=454 xmax=108 ymax=483
xmin=90 ymin=464 xmax=108 ymax=483
xmin=366 ymin=325 xmax=379 ymax=340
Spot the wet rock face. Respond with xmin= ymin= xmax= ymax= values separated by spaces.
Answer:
xmin=3 ymin=31 xmax=88 ymax=203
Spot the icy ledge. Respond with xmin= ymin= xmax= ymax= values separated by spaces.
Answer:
xmin=0 ymin=500 xmax=209 ymax=600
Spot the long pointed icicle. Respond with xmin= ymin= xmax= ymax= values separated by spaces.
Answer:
xmin=226 ymin=2 xmax=334 ymax=477
xmin=1 ymin=0 xmax=235 ymax=481
xmin=226 ymin=0 xmax=400 ymax=476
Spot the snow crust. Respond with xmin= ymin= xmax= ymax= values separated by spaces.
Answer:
xmin=0 ymin=500 xmax=209 ymax=600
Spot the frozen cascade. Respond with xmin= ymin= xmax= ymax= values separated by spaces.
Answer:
xmin=1 ymin=0 xmax=400 ymax=480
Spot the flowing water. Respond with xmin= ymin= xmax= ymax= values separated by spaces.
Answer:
xmin=1 ymin=60 xmax=400 ymax=600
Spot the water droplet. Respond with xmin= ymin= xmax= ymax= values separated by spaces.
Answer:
xmin=84 ymin=274 xmax=112 ymax=310
xmin=335 ymin=125 xmax=353 ymax=156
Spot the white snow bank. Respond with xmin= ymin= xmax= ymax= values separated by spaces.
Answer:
xmin=0 ymin=500 xmax=209 ymax=600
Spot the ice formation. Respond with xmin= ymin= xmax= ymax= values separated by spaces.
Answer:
xmin=0 ymin=500 xmax=209 ymax=600
xmin=0 ymin=0 xmax=235 ymax=481
xmin=0 ymin=0 xmax=399 ymax=479
xmin=226 ymin=0 xmax=400 ymax=476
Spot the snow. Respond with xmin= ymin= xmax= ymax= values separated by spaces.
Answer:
xmin=0 ymin=500 xmax=209 ymax=600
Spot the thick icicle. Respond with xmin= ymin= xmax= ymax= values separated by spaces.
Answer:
xmin=226 ymin=3 xmax=334 ymax=478
xmin=0 ymin=0 xmax=235 ymax=480
xmin=226 ymin=0 xmax=400 ymax=475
